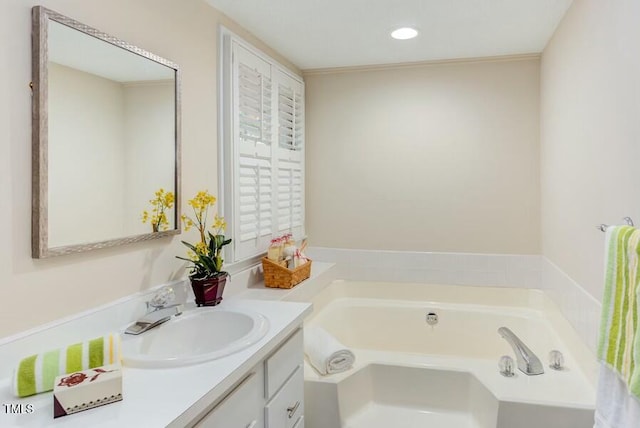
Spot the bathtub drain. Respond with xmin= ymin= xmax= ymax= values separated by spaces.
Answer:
xmin=426 ymin=312 xmax=438 ymax=326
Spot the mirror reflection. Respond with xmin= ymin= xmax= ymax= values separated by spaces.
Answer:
xmin=32 ymin=6 xmax=181 ymax=257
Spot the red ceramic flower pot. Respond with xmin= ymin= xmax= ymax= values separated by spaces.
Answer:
xmin=190 ymin=273 xmax=227 ymax=306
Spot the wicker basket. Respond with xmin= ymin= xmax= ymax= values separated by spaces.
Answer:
xmin=262 ymin=257 xmax=312 ymax=289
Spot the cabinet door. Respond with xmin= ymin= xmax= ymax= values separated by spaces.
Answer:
xmin=292 ymin=416 xmax=304 ymax=428
xmin=265 ymin=366 xmax=304 ymax=428
xmin=196 ymin=365 xmax=265 ymax=428
xmin=265 ymin=329 xmax=304 ymax=398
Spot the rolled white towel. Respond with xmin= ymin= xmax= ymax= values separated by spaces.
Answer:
xmin=304 ymin=327 xmax=355 ymax=375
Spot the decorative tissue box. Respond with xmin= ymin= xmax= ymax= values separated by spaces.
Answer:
xmin=53 ymin=364 xmax=122 ymax=418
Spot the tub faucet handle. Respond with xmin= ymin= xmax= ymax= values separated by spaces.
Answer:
xmin=548 ymin=350 xmax=564 ymax=370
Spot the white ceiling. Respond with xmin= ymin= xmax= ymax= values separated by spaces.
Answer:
xmin=206 ymin=0 xmax=574 ymax=70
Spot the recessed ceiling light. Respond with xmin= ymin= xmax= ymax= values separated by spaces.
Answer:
xmin=391 ymin=27 xmax=418 ymax=40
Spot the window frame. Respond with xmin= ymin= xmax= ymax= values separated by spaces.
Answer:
xmin=218 ymin=26 xmax=305 ymax=269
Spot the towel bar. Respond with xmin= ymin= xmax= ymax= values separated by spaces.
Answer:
xmin=597 ymin=217 xmax=635 ymax=232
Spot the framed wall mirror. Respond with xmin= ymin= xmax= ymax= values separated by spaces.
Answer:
xmin=32 ymin=6 xmax=181 ymax=258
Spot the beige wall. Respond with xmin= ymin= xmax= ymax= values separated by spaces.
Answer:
xmin=48 ymin=63 xmax=127 ymax=247
xmin=123 ymin=82 xmax=176 ymax=235
xmin=540 ymin=0 xmax=640 ymax=300
xmin=305 ymin=58 xmax=541 ymax=254
xmin=0 ymin=0 xmax=299 ymax=338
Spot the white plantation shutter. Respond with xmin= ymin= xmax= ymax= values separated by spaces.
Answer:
xmin=276 ymin=161 xmax=303 ymax=232
xmin=275 ymin=70 xmax=304 ymax=239
xmin=278 ymin=83 xmax=303 ymax=151
xmin=232 ymin=44 xmax=274 ymax=260
xmin=224 ymin=34 xmax=305 ymax=262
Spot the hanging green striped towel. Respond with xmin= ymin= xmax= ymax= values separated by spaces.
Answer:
xmin=597 ymin=225 xmax=640 ymax=399
xmin=11 ymin=333 xmax=121 ymax=398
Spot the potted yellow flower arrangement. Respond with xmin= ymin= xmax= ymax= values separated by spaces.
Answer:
xmin=176 ymin=190 xmax=231 ymax=306
xmin=141 ymin=188 xmax=175 ymax=232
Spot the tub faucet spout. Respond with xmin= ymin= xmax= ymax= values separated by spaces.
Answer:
xmin=498 ymin=327 xmax=544 ymax=375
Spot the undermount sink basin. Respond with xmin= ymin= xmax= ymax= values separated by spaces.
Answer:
xmin=121 ymin=307 xmax=269 ymax=368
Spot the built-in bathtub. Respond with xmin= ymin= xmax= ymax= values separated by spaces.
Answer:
xmin=302 ymin=280 xmax=597 ymax=428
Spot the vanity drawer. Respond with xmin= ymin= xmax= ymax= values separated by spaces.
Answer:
xmin=195 ymin=365 xmax=264 ymax=428
xmin=265 ymin=366 xmax=304 ymax=428
xmin=265 ymin=328 xmax=303 ymax=398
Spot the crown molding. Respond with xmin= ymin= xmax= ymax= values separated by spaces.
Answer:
xmin=302 ymin=53 xmax=541 ymax=76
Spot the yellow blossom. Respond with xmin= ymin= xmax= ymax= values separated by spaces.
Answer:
xmin=164 ymin=192 xmax=175 ymax=207
xmin=184 ymin=190 xmax=217 ymax=243
xmin=188 ymin=191 xmax=216 ymax=211
xmin=181 ymin=214 xmax=194 ymax=231
xmin=213 ymin=214 xmax=227 ymax=232
xmin=194 ymin=241 xmax=209 ymax=255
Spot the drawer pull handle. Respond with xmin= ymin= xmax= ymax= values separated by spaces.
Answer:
xmin=245 ymin=421 xmax=257 ymax=428
xmin=287 ymin=401 xmax=300 ymax=418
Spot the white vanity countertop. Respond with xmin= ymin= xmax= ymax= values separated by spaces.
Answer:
xmin=0 ymin=299 xmax=312 ymax=428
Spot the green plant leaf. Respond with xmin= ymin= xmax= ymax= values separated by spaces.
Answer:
xmin=207 ymin=232 xmax=217 ymax=253
xmin=181 ymin=241 xmax=198 ymax=252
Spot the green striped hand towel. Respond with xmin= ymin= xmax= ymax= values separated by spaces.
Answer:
xmin=598 ymin=226 xmax=640 ymax=399
xmin=11 ymin=333 xmax=121 ymax=398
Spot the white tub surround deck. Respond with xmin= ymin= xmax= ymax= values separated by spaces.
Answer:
xmin=0 ymin=298 xmax=311 ymax=428
xmin=303 ymin=281 xmax=597 ymax=428
xmin=306 ymin=248 xmax=601 ymax=356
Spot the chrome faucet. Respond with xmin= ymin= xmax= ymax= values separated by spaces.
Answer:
xmin=498 ymin=327 xmax=544 ymax=375
xmin=125 ymin=287 xmax=183 ymax=335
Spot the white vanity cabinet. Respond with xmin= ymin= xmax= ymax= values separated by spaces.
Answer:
xmin=264 ymin=329 xmax=304 ymax=427
xmin=195 ymin=365 xmax=265 ymax=428
xmin=194 ymin=329 xmax=304 ymax=428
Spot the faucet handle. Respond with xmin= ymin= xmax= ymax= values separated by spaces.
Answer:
xmin=499 ymin=355 xmax=515 ymax=377
xmin=149 ymin=286 xmax=175 ymax=309
xmin=548 ymin=350 xmax=564 ymax=370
